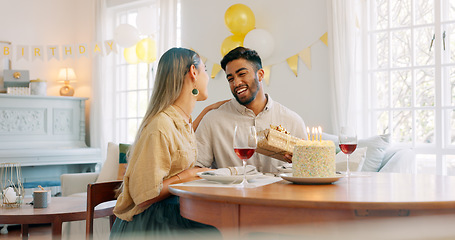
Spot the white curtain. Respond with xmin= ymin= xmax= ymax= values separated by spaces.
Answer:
xmin=327 ymin=0 xmax=363 ymax=136
xmin=90 ymin=0 xmax=108 ymax=153
xmin=157 ymin=0 xmax=179 ymax=54
xmin=91 ymin=0 xmax=179 ymax=159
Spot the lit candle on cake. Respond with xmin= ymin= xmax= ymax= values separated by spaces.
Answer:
xmin=307 ymin=127 xmax=310 ymax=140
xmin=318 ymin=126 xmax=322 ymax=141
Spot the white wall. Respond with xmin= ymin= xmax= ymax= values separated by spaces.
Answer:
xmin=0 ymin=0 xmax=334 ymax=139
xmin=0 ymin=0 xmax=95 ymax=143
xmin=181 ymin=0 xmax=333 ymax=133
xmin=0 ymin=0 xmax=94 ymax=97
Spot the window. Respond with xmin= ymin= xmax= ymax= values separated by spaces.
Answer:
xmin=105 ymin=0 xmax=181 ymax=144
xmin=366 ymin=0 xmax=455 ymax=175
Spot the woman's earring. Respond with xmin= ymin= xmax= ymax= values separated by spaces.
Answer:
xmin=192 ymin=88 xmax=199 ymax=96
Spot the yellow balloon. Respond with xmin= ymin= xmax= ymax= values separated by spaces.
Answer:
xmin=123 ymin=45 xmax=139 ymax=64
xmin=136 ymin=38 xmax=157 ymax=63
xmin=224 ymin=4 xmax=255 ymax=36
xmin=220 ymin=35 xmax=244 ymax=56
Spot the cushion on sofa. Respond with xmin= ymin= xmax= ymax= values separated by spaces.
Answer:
xmin=359 ymin=134 xmax=391 ymax=172
xmin=322 ymin=132 xmax=341 ymax=153
xmin=117 ymin=143 xmax=130 ymax=180
xmin=96 ymin=142 xmax=120 ymax=183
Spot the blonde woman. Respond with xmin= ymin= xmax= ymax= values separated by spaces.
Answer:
xmin=110 ymin=48 xmax=219 ymax=239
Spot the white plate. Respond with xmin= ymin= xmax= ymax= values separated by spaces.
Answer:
xmin=197 ymin=172 xmax=263 ymax=184
xmin=280 ymin=173 xmax=344 ymax=185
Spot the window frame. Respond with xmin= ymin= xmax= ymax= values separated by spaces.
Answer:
xmin=363 ymin=0 xmax=455 ymax=175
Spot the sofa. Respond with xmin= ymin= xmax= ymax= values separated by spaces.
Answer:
xmin=60 ymin=142 xmax=122 ymax=240
xmin=322 ymin=133 xmax=416 ymax=174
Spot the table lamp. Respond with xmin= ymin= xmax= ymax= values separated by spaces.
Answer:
xmin=58 ymin=68 xmax=77 ymax=96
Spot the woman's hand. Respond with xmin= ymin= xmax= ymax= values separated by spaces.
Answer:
xmin=138 ymin=167 xmax=211 ymax=208
xmin=178 ymin=167 xmax=211 ymax=180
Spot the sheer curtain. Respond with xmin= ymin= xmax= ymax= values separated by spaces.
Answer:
xmin=91 ymin=0 xmax=179 ymax=159
xmin=91 ymin=0 xmax=108 ymax=151
xmin=327 ymin=0 xmax=364 ymax=136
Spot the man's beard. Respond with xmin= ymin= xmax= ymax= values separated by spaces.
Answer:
xmin=233 ymin=76 xmax=260 ymax=106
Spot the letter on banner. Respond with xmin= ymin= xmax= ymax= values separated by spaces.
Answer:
xmin=92 ymin=42 xmax=104 ymax=57
xmin=104 ymin=40 xmax=117 ymax=56
xmin=77 ymin=44 xmax=88 ymax=58
xmin=47 ymin=45 xmax=60 ymax=61
xmin=62 ymin=44 xmax=75 ymax=59
xmin=2 ymin=44 xmax=12 ymax=59
xmin=32 ymin=46 xmax=44 ymax=61
xmin=16 ymin=45 xmax=29 ymax=61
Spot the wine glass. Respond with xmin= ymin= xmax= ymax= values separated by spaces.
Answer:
xmin=233 ymin=125 xmax=257 ymax=188
xmin=338 ymin=126 xmax=357 ymax=177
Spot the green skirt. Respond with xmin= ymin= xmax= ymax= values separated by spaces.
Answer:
xmin=110 ymin=196 xmax=220 ymax=240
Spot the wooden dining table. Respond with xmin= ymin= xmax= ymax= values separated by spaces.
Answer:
xmin=0 ymin=196 xmax=116 ymax=240
xmin=169 ymin=172 xmax=455 ymax=238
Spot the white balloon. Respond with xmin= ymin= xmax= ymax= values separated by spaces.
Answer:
xmin=137 ymin=7 xmax=157 ymax=35
xmin=114 ymin=24 xmax=140 ymax=48
xmin=244 ymin=29 xmax=275 ymax=60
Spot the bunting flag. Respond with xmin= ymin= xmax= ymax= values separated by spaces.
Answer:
xmin=263 ymin=65 xmax=271 ymax=86
xmin=104 ymin=40 xmax=117 ymax=55
xmin=200 ymin=55 xmax=207 ymax=64
xmin=298 ymin=47 xmax=311 ymax=70
xmin=286 ymin=54 xmax=299 ymax=77
xmin=77 ymin=43 xmax=89 ymax=58
xmin=320 ymin=32 xmax=328 ymax=46
xmin=47 ymin=45 xmax=60 ymax=61
xmin=16 ymin=45 xmax=29 ymax=61
xmin=31 ymin=45 xmax=44 ymax=61
xmin=211 ymin=64 xmax=222 ymax=79
xmin=92 ymin=42 xmax=104 ymax=57
xmin=62 ymin=44 xmax=75 ymax=59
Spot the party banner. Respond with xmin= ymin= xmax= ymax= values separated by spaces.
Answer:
xmin=0 ymin=40 xmax=118 ymax=61
xmin=286 ymin=54 xmax=299 ymax=77
xmin=298 ymin=47 xmax=311 ymax=70
xmin=211 ymin=64 xmax=222 ymax=79
xmin=192 ymin=32 xmax=328 ymax=85
xmin=320 ymin=32 xmax=328 ymax=46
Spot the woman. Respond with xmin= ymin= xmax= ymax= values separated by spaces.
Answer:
xmin=110 ymin=48 xmax=218 ymax=239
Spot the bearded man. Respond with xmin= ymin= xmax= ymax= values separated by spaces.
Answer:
xmin=195 ymin=47 xmax=307 ymax=173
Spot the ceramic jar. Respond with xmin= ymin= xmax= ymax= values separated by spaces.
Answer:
xmin=29 ymin=79 xmax=47 ymax=96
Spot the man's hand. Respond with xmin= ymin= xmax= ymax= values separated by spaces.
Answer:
xmin=284 ymin=153 xmax=293 ymax=163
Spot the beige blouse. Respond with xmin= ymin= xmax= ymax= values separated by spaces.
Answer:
xmin=113 ymin=106 xmax=196 ymax=221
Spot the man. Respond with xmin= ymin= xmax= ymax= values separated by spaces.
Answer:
xmin=195 ymin=47 xmax=307 ymax=173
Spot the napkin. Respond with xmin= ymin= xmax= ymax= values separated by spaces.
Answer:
xmin=201 ymin=165 xmax=259 ymax=176
xmin=276 ymin=163 xmax=292 ymax=172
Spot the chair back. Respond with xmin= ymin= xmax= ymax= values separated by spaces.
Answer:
xmin=86 ymin=180 xmax=123 ymax=240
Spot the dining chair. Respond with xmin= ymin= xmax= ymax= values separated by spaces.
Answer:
xmin=85 ymin=180 xmax=123 ymax=240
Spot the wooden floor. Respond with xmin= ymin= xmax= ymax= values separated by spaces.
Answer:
xmin=1 ymin=224 xmax=52 ymax=240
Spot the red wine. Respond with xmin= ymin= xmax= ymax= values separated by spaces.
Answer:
xmin=234 ymin=148 xmax=255 ymax=160
xmin=339 ymin=144 xmax=357 ymax=154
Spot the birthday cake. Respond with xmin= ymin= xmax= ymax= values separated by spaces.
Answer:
xmin=292 ymin=140 xmax=336 ymax=177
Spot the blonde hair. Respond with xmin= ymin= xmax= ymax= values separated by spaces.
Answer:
xmin=129 ymin=47 xmax=200 ymax=158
